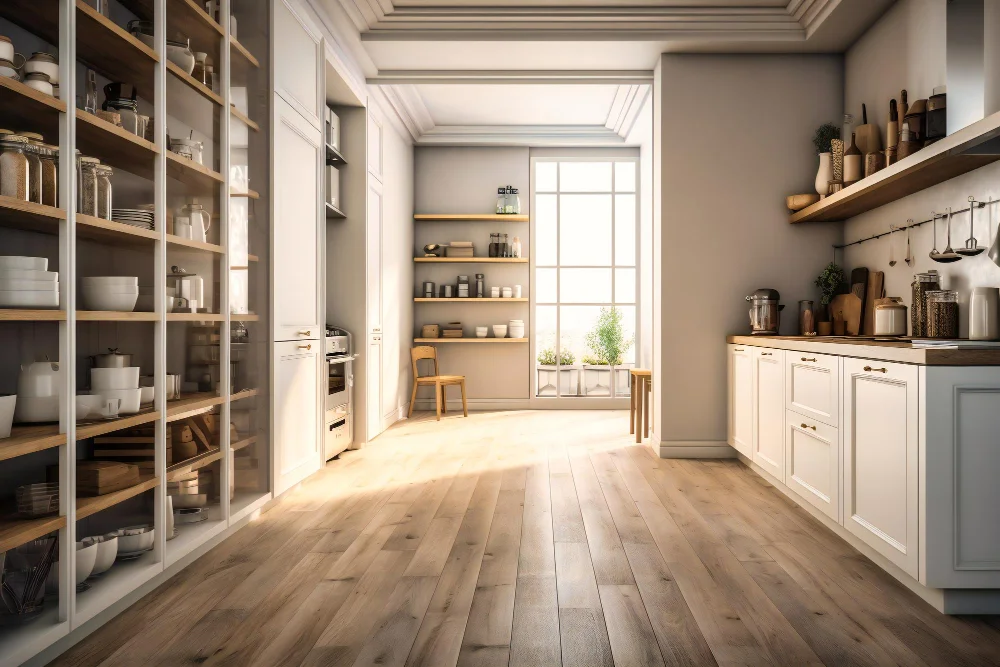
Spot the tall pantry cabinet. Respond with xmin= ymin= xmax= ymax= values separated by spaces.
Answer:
xmin=271 ymin=0 xmax=323 ymax=494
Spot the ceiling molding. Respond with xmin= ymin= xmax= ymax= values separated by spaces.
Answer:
xmin=604 ymin=84 xmax=650 ymax=138
xmin=367 ymin=70 xmax=653 ymax=85
xmin=376 ymin=84 xmax=436 ymax=141
xmin=417 ymin=124 xmax=627 ymax=146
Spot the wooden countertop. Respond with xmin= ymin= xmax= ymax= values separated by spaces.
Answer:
xmin=726 ymin=335 xmax=1000 ymax=366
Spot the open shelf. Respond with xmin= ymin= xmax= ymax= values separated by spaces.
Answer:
xmin=0 ymin=195 xmax=66 ymax=229
xmin=76 ymin=110 xmax=158 ymax=179
xmin=326 ymin=144 xmax=347 ymax=166
xmin=231 ymin=435 xmax=257 ymax=452
xmin=232 ymin=313 xmax=259 ymax=322
xmin=77 ymin=409 xmax=161 ymax=440
xmin=415 ymin=297 xmax=528 ymax=303
xmin=166 ymin=393 xmax=224 ymax=421
xmin=414 ymin=257 xmax=527 ymax=264
xmin=414 ymin=213 xmax=529 ymax=222
xmin=326 ymin=203 xmax=347 ymax=219
xmin=76 ymin=311 xmax=159 ymax=322
xmin=0 ymin=75 xmax=65 ymax=140
xmin=75 ymin=548 xmax=159 ymax=626
xmin=167 ymin=60 xmax=224 ymax=106
xmin=166 ymin=312 xmax=226 ymax=322
xmin=231 ymin=189 xmax=260 ymax=199
xmin=165 ymin=507 xmax=226 ymax=567
xmin=791 ymin=109 xmax=1000 ymax=223
xmin=167 ymin=448 xmax=222 ymax=482
xmin=414 ymin=338 xmax=529 ymax=343
xmin=166 ymin=234 xmax=225 ymax=254
xmin=0 ymin=310 xmax=66 ymax=322
xmin=231 ymin=106 xmax=260 ymax=132
xmin=76 ymin=475 xmax=158 ymax=520
xmin=78 ymin=214 xmax=159 ymax=246
xmin=231 ymin=388 xmax=258 ymax=402
xmin=0 ymin=514 xmax=66 ymax=554
xmin=166 ymin=151 xmax=225 ymax=194
xmin=117 ymin=0 xmax=223 ymax=58
xmin=230 ymin=35 xmax=260 ymax=86
xmin=0 ymin=424 xmax=66 ymax=462
xmin=248 ymin=254 xmax=260 ymax=263
xmin=0 ymin=203 xmax=157 ymax=248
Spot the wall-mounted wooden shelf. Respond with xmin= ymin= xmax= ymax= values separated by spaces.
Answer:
xmin=0 ymin=424 xmax=66 ymax=462
xmin=231 ymin=189 xmax=260 ymax=199
xmin=232 ymin=313 xmax=260 ymax=322
xmin=415 ymin=214 xmax=529 ymax=222
xmin=166 ymin=393 xmax=225 ymax=421
xmin=231 ymin=106 xmax=260 ymax=132
xmin=414 ymin=338 xmax=529 ymax=343
xmin=76 ymin=475 xmax=159 ymax=520
xmin=791 ymin=109 xmax=1000 ymax=223
xmin=78 ymin=214 xmax=159 ymax=246
xmin=415 ymin=297 xmax=529 ymax=303
xmin=167 ymin=448 xmax=222 ymax=482
xmin=76 ymin=310 xmax=158 ymax=322
xmin=414 ymin=257 xmax=527 ymax=264
xmin=326 ymin=144 xmax=347 ymax=166
xmin=166 ymin=234 xmax=226 ymax=254
xmin=0 ymin=75 xmax=64 ymax=140
xmin=76 ymin=110 xmax=159 ymax=179
xmin=230 ymin=36 xmax=259 ymax=86
xmin=166 ymin=312 xmax=226 ymax=322
xmin=0 ymin=514 xmax=66 ymax=555
xmin=231 ymin=388 xmax=259 ymax=402
xmin=0 ymin=310 xmax=66 ymax=322
xmin=0 ymin=195 xmax=66 ymax=231
xmin=248 ymin=254 xmax=260 ymax=263
xmin=167 ymin=60 xmax=225 ymax=106
xmin=166 ymin=152 xmax=225 ymax=194
xmin=117 ymin=0 xmax=223 ymax=61
xmin=231 ymin=435 xmax=256 ymax=452
xmin=326 ymin=203 xmax=347 ymax=219
xmin=77 ymin=409 xmax=162 ymax=440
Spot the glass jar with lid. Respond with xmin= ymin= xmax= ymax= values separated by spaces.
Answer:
xmin=0 ymin=134 xmax=31 ymax=201
xmin=911 ymin=270 xmax=940 ymax=337
xmin=78 ymin=157 xmax=101 ymax=216
xmin=22 ymin=142 xmax=44 ymax=204
xmin=95 ymin=164 xmax=113 ymax=220
xmin=37 ymin=144 xmax=57 ymax=207
xmin=926 ymin=290 xmax=959 ymax=338
xmin=504 ymin=187 xmax=521 ymax=214
xmin=495 ymin=188 xmax=505 ymax=215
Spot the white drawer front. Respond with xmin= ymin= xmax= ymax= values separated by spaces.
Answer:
xmin=785 ymin=351 xmax=839 ymax=427
xmin=784 ymin=410 xmax=838 ymax=522
xmin=752 ymin=349 xmax=785 ymax=481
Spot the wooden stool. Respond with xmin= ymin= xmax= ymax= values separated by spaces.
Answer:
xmin=408 ymin=345 xmax=468 ymax=421
xmin=629 ymin=369 xmax=652 ymax=443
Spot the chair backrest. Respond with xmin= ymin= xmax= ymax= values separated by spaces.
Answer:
xmin=411 ymin=345 xmax=439 ymax=379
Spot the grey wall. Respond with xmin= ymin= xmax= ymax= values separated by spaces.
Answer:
xmin=654 ymin=54 xmax=844 ymax=454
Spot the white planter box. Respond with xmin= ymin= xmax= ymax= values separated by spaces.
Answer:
xmin=536 ymin=365 xmax=580 ymax=396
xmin=582 ymin=365 xmax=612 ymax=396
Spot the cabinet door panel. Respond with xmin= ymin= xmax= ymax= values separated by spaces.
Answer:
xmin=367 ymin=337 xmax=382 ymax=441
xmin=367 ymin=180 xmax=382 ymax=333
xmin=785 ymin=410 xmax=838 ymax=521
xmin=752 ymin=349 xmax=784 ymax=480
xmin=273 ymin=0 xmax=322 ymax=129
xmin=843 ymin=358 xmax=918 ymax=577
xmin=367 ymin=109 xmax=383 ymax=182
xmin=785 ymin=352 xmax=839 ymax=426
xmin=728 ymin=345 xmax=753 ymax=457
xmin=274 ymin=341 xmax=321 ymax=495
xmin=273 ymin=95 xmax=322 ymax=342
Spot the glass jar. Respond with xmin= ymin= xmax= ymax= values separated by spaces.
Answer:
xmin=23 ymin=142 xmax=43 ymax=204
xmin=37 ymin=144 xmax=57 ymax=207
xmin=798 ymin=300 xmax=816 ymax=335
xmin=926 ymin=290 xmax=959 ymax=338
xmin=106 ymin=98 xmax=139 ymax=136
xmin=505 ymin=187 xmax=521 ymax=214
xmin=496 ymin=188 xmax=505 ymax=215
xmin=78 ymin=157 xmax=100 ymax=216
xmin=911 ymin=271 xmax=940 ymax=337
xmin=489 ymin=233 xmax=499 ymax=258
xmin=0 ymin=135 xmax=31 ymax=201
xmin=96 ymin=165 xmax=113 ymax=220
xmin=502 ymin=233 xmax=510 ymax=257
xmin=475 ymin=273 xmax=484 ymax=298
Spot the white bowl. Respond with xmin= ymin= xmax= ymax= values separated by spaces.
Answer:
xmin=113 ymin=526 xmax=154 ymax=554
xmin=81 ymin=276 xmax=139 ymax=286
xmin=0 ymin=256 xmax=47 ymax=271
xmin=0 ymin=278 xmax=59 ymax=291
xmin=99 ymin=388 xmax=142 ymax=414
xmin=166 ymin=43 xmax=195 ymax=75
xmin=0 ymin=289 xmax=59 ymax=308
xmin=14 ymin=395 xmax=59 ymax=423
xmin=492 ymin=325 xmax=508 ymax=338
xmin=475 ymin=326 xmax=488 ymax=338
xmin=76 ymin=394 xmax=105 ymax=420
xmin=91 ymin=367 xmax=140 ymax=391
xmin=80 ymin=287 xmax=138 ymax=312
xmin=81 ymin=535 xmax=118 ymax=575
xmin=48 ymin=541 xmax=98 ymax=592
xmin=0 ymin=269 xmax=57 ymax=282
xmin=139 ymin=386 xmax=154 ymax=404
xmin=0 ymin=395 xmax=14 ymax=438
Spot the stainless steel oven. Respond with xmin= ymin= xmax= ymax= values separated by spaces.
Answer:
xmin=325 ymin=325 xmax=356 ymax=460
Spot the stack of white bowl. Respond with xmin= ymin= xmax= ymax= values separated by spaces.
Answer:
xmin=508 ymin=320 xmax=525 ymax=339
xmin=91 ymin=366 xmax=142 ymax=415
xmin=80 ymin=276 xmax=138 ymax=312
xmin=0 ymin=256 xmax=59 ymax=308
xmin=14 ymin=361 xmax=60 ymax=423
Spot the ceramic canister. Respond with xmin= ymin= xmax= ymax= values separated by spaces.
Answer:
xmin=970 ymin=287 xmax=999 ymax=341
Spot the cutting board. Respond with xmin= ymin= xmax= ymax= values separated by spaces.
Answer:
xmin=829 ymin=293 xmax=864 ymax=336
xmin=863 ymin=271 xmax=885 ymax=336
xmin=849 ymin=267 xmax=868 ymax=331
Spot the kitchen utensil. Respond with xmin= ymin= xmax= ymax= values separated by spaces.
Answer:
xmin=829 ymin=293 xmax=863 ymax=336
xmin=905 ymin=221 xmax=914 ymax=266
xmin=887 ymin=99 xmax=898 ymax=149
xmin=112 ymin=525 xmax=154 ymax=555
xmin=174 ymin=507 xmax=209 ymax=524
xmin=91 ymin=367 xmax=140 ymax=391
xmin=97 ymin=388 xmax=141 ymax=415
xmin=171 ymin=493 xmax=208 ymax=509
xmin=75 ymin=461 xmax=139 ymax=496
xmin=90 ymin=348 xmax=133 ymax=369
xmin=926 ymin=86 xmax=947 ymax=142
xmin=941 ymin=207 xmax=961 ymax=263
xmin=855 ymin=103 xmax=881 ymax=155
xmin=3 ymin=537 xmax=55 ymax=619
xmin=929 ymin=211 xmax=960 ymax=263
xmin=873 ymin=297 xmax=907 ymax=336
xmin=798 ymin=300 xmax=816 ymax=335
xmin=475 ymin=326 xmax=487 ymax=338
xmin=926 ymin=290 xmax=960 ymax=338
xmin=181 ymin=200 xmax=211 ymax=242
xmin=843 ymin=133 xmax=862 ymax=185
xmin=23 ymin=72 xmax=53 ymax=96
xmin=139 ymin=386 xmax=154 ymax=404
xmin=0 ymin=289 xmax=59 ymax=308
xmin=848 ymin=267 xmax=868 ymax=331
xmin=956 ymin=197 xmax=985 ymax=257
xmin=81 ymin=286 xmax=138 ymax=312
xmin=786 ymin=194 xmax=820 ymax=211
xmin=0 ymin=36 xmax=20 ymax=64
xmin=863 ymin=271 xmax=884 ymax=336
xmin=98 ymin=398 xmax=120 ymax=419
xmin=45 ymin=540 xmax=98 ymax=594
xmin=15 ymin=483 xmax=58 ymax=516
xmin=970 ymin=287 xmax=999 ymax=340
xmin=746 ymin=289 xmax=785 ymax=335
xmin=17 ymin=361 xmax=59 ymax=397
xmin=0 ymin=395 xmax=14 ymax=438
xmin=889 ymin=228 xmax=897 ymax=267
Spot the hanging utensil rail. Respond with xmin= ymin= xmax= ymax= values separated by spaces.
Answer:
xmin=832 ymin=199 xmax=994 ymax=250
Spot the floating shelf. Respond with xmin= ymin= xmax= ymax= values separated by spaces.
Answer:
xmin=231 ymin=388 xmax=259 ymax=402
xmin=791 ymin=110 xmax=1000 ymax=223
xmin=166 ymin=392 xmax=225 ymax=421
xmin=414 ymin=338 xmax=529 ymax=343
xmin=0 ymin=309 xmax=66 ymax=322
xmin=0 ymin=75 xmax=65 ymax=141
xmin=167 ymin=448 xmax=222 ymax=482
xmin=326 ymin=144 xmax=347 ymax=166
xmin=166 ymin=234 xmax=225 ymax=254
xmin=118 ymin=0 xmax=222 ymax=61
xmin=0 ymin=204 xmax=158 ymax=248
xmin=248 ymin=254 xmax=260 ymax=262
xmin=77 ymin=409 xmax=161 ymax=440
xmin=326 ymin=203 xmax=347 ymax=219
xmin=414 ymin=257 xmax=527 ymax=264
xmin=232 ymin=313 xmax=260 ymax=322
xmin=0 ymin=424 xmax=66 ymax=462
xmin=0 ymin=514 xmax=66 ymax=555
xmin=76 ymin=110 xmax=159 ymax=179
xmin=77 ymin=476 xmax=159 ymax=520
xmin=231 ymin=189 xmax=260 ymax=199
xmin=78 ymin=214 xmax=159 ymax=246
xmin=167 ymin=312 xmax=226 ymax=322
xmin=76 ymin=310 xmax=158 ymax=322
xmin=166 ymin=152 xmax=225 ymax=194
xmin=231 ymin=106 xmax=260 ymax=132
xmin=414 ymin=213 xmax=529 ymax=222
xmin=231 ymin=435 xmax=257 ymax=452
xmin=415 ymin=297 xmax=528 ymax=303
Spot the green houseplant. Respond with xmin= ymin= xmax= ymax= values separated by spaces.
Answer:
xmin=585 ymin=307 xmax=633 ymax=367
xmin=537 ymin=347 xmax=575 ymax=366
xmin=536 ymin=346 xmax=578 ymax=396
xmin=815 ymin=262 xmax=845 ymax=323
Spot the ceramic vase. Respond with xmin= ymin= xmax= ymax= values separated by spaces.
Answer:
xmin=815 ymin=152 xmax=833 ymax=199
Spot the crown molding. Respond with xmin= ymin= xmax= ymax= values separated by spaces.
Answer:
xmin=605 ymin=84 xmax=651 ymax=138
xmin=368 ymin=70 xmax=653 ymax=85
xmin=376 ymin=84 xmax=435 ymax=142
xmin=416 ymin=124 xmax=626 ymax=146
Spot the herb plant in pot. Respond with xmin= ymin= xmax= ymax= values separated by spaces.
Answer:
xmin=536 ymin=347 xmax=578 ymax=396
xmin=813 ymin=122 xmax=840 ymax=199
xmin=815 ymin=262 xmax=845 ymax=336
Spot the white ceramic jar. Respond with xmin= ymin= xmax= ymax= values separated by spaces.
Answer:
xmin=23 ymin=52 xmax=58 ymax=85
xmin=970 ymin=287 xmax=999 ymax=340
xmin=873 ymin=298 xmax=907 ymax=336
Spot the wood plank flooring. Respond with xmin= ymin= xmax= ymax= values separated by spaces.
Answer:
xmin=52 ymin=410 xmax=1000 ymax=667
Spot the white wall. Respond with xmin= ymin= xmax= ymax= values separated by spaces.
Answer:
xmin=654 ymin=54 xmax=844 ymax=456
xmin=625 ymin=94 xmax=654 ymax=369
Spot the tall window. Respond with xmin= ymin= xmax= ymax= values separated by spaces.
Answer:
xmin=533 ymin=158 xmax=638 ymax=399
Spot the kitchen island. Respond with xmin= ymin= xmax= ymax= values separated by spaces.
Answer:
xmin=727 ymin=335 xmax=1000 ymax=614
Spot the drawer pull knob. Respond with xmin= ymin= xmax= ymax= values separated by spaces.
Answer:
xmin=801 ymin=357 xmax=816 ymax=362
xmin=800 ymin=423 xmax=817 ymax=431
xmin=297 ymin=344 xmax=312 ymax=350
xmin=735 ymin=348 xmax=745 ymax=352
xmin=297 ymin=330 xmax=312 ymax=336
xmin=863 ymin=366 xmax=887 ymax=373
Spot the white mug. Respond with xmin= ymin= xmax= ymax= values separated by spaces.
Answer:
xmin=100 ymin=398 xmax=121 ymax=419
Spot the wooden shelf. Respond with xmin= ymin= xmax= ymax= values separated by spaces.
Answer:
xmin=231 ymin=388 xmax=258 ymax=402
xmin=76 ymin=475 xmax=158 ymax=520
xmin=166 ymin=234 xmax=225 ymax=254
xmin=414 ymin=338 xmax=529 ymax=343
xmin=0 ymin=202 xmax=157 ymax=249
xmin=0 ymin=75 xmax=65 ymax=141
xmin=78 ymin=214 xmax=159 ymax=246
xmin=414 ymin=214 xmax=529 ymax=222
xmin=166 ymin=151 xmax=225 ymax=194
xmin=76 ymin=110 xmax=159 ymax=179
xmin=231 ymin=435 xmax=256 ymax=452
xmin=0 ymin=424 xmax=66 ymax=462
xmin=791 ymin=110 xmax=1000 ymax=223
xmin=248 ymin=254 xmax=260 ymax=263
xmin=415 ymin=297 xmax=528 ymax=303
xmin=326 ymin=203 xmax=347 ymax=219
xmin=0 ymin=310 xmax=66 ymax=322
xmin=326 ymin=144 xmax=347 ymax=166
xmin=0 ymin=514 xmax=66 ymax=555
xmin=230 ymin=35 xmax=260 ymax=86
xmin=167 ymin=60 xmax=225 ymax=106
xmin=0 ymin=195 xmax=66 ymax=231
xmin=117 ymin=0 xmax=223 ymax=58
xmin=232 ymin=313 xmax=260 ymax=322
xmin=414 ymin=257 xmax=527 ymax=264
xmin=167 ymin=448 xmax=222 ymax=482
xmin=167 ymin=393 xmax=224 ymax=421
xmin=231 ymin=189 xmax=260 ymax=199
xmin=231 ymin=106 xmax=260 ymax=132
xmin=76 ymin=310 xmax=158 ymax=322
xmin=167 ymin=312 xmax=226 ymax=322
xmin=77 ymin=409 xmax=161 ymax=440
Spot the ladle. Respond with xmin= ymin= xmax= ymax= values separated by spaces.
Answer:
xmin=930 ymin=209 xmax=961 ymax=263
xmin=988 ymin=198 xmax=1000 ymax=267
xmin=956 ymin=196 xmax=985 ymax=256
xmin=904 ymin=220 xmax=913 ymax=266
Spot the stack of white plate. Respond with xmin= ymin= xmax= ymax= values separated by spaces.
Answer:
xmin=0 ymin=257 xmax=59 ymax=308
xmin=80 ymin=276 xmax=138 ymax=312
xmin=111 ymin=208 xmax=154 ymax=230
xmin=508 ymin=319 xmax=525 ymax=339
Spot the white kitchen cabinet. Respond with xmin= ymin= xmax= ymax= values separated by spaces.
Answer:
xmin=785 ymin=351 xmax=839 ymax=427
xmin=367 ymin=333 xmax=383 ymax=441
xmin=751 ymin=348 xmax=784 ymax=480
xmin=273 ymin=340 xmax=322 ymax=496
xmin=367 ymin=107 xmax=383 ymax=183
xmin=785 ymin=410 xmax=839 ymax=521
xmin=727 ymin=345 xmax=753 ymax=458
xmin=367 ymin=179 xmax=383 ymax=334
xmin=272 ymin=94 xmax=323 ymax=342
xmin=842 ymin=358 xmax=919 ymax=579
xmin=273 ymin=0 xmax=323 ymax=130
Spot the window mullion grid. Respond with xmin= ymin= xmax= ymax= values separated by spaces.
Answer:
xmin=555 ymin=161 xmax=562 ymax=397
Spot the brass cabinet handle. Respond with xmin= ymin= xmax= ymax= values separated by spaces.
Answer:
xmin=863 ymin=366 xmax=887 ymax=373
xmin=760 ymin=352 xmax=772 ymax=356
xmin=297 ymin=344 xmax=312 ymax=350
xmin=734 ymin=348 xmax=745 ymax=352
xmin=800 ymin=423 xmax=816 ymax=431
xmin=801 ymin=357 xmax=816 ymax=362
xmin=297 ymin=330 xmax=312 ymax=336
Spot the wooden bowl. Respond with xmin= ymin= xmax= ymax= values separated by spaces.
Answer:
xmin=786 ymin=194 xmax=820 ymax=211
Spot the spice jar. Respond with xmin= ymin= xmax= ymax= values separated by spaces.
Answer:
xmin=37 ymin=144 xmax=57 ymax=207
xmin=95 ymin=164 xmax=113 ymax=220
xmin=926 ymin=290 xmax=959 ymax=338
xmin=78 ymin=157 xmax=100 ymax=216
xmin=911 ymin=270 xmax=940 ymax=337
xmin=0 ymin=134 xmax=31 ymax=201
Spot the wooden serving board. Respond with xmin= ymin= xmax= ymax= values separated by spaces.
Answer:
xmin=829 ymin=293 xmax=864 ymax=336
xmin=863 ymin=271 xmax=885 ymax=336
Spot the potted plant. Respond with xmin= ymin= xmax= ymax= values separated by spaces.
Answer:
xmin=814 ymin=262 xmax=845 ymax=334
xmin=813 ymin=122 xmax=840 ymax=198
xmin=582 ymin=307 xmax=634 ymax=396
xmin=536 ymin=346 xmax=579 ymax=396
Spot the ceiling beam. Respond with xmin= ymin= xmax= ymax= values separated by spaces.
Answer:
xmin=416 ymin=124 xmax=627 ymax=146
xmin=368 ymin=70 xmax=654 ymax=85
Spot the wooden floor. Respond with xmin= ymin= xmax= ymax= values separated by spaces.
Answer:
xmin=53 ymin=410 xmax=1000 ymax=667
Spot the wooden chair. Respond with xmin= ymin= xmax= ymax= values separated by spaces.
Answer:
xmin=629 ymin=369 xmax=652 ymax=443
xmin=408 ymin=345 xmax=468 ymax=421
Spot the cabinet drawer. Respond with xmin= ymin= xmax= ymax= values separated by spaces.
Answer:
xmin=784 ymin=410 xmax=839 ymax=522
xmin=785 ymin=351 xmax=839 ymax=427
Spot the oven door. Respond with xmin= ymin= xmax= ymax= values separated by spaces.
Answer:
xmin=327 ymin=357 xmax=349 ymax=411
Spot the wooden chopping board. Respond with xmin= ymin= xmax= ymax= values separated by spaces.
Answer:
xmin=863 ymin=271 xmax=885 ymax=336
xmin=849 ymin=267 xmax=868 ymax=332
xmin=829 ymin=293 xmax=864 ymax=336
